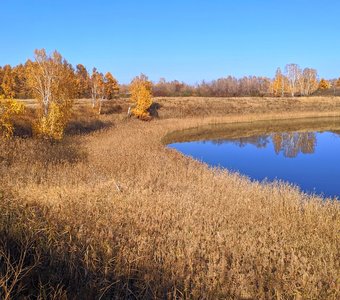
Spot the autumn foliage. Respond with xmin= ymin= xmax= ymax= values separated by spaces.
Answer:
xmin=0 ymin=51 xmax=339 ymax=140
xmin=90 ymin=69 xmax=119 ymax=114
xmin=26 ymin=49 xmax=76 ymax=140
xmin=0 ymin=58 xmax=337 ymax=101
xmin=129 ymin=74 xmax=153 ymax=119
xmin=0 ymin=98 xmax=24 ymax=138
xmin=0 ymin=67 xmax=25 ymax=139
xmin=318 ymin=78 xmax=330 ymax=90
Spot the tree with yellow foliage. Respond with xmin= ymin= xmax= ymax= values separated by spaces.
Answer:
xmin=129 ymin=74 xmax=153 ymax=119
xmin=272 ymin=68 xmax=286 ymax=97
xmin=26 ymin=49 xmax=76 ymax=140
xmin=318 ymin=78 xmax=330 ymax=90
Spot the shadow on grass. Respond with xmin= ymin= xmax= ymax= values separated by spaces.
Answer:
xmin=101 ymin=104 xmax=123 ymax=115
xmin=0 ymin=137 xmax=88 ymax=167
xmin=65 ymin=118 xmax=113 ymax=136
xmin=0 ymin=195 xmax=180 ymax=299
xmin=0 ymin=194 xmax=111 ymax=299
xmin=12 ymin=118 xmax=113 ymax=138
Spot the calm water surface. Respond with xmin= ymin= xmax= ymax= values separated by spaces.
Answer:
xmin=169 ymin=124 xmax=340 ymax=199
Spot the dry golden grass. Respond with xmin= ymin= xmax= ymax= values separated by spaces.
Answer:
xmin=1 ymin=97 xmax=340 ymax=299
xmin=154 ymin=96 xmax=340 ymax=119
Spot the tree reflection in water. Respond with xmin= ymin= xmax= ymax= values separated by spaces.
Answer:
xmin=213 ymin=132 xmax=317 ymax=158
xmin=272 ymin=132 xmax=316 ymax=157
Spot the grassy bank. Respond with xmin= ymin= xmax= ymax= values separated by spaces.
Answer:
xmin=1 ymin=97 xmax=340 ymax=299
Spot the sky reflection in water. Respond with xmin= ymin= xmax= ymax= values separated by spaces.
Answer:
xmin=169 ymin=131 xmax=340 ymax=199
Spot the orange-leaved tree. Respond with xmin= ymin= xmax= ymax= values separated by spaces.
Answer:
xmin=104 ymin=72 xmax=119 ymax=100
xmin=318 ymin=78 xmax=330 ymax=90
xmin=129 ymin=74 xmax=153 ymax=119
xmin=91 ymin=70 xmax=119 ymax=114
xmin=75 ymin=64 xmax=91 ymax=98
xmin=26 ymin=49 xmax=76 ymax=140
xmin=0 ymin=65 xmax=16 ymax=99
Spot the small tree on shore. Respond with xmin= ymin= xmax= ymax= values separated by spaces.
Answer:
xmin=129 ymin=74 xmax=153 ymax=119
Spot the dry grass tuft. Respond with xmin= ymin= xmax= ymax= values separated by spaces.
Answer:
xmin=1 ymin=97 xmax=340 ymax=299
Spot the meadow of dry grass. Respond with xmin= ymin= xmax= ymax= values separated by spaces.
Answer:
xmin=1 ymin=97 xmax=340 ymax=299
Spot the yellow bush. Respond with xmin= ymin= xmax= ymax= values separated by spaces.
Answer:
xmin=130 ymin=74 xmax=153 ymax=119
xmin=318 ymin=78 xmax=330 ymax=90
xmin=33 ymin=102 xmax=68 ymax=140
xmin=0 ymin=98 xmax=24 ymax=139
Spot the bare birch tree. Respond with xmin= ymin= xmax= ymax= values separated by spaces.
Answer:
xmin=91 ymin=68 xmax=105 ymax=114
xmin=301 ymin=68 xmax=318 ymax=96
xmin=285 ymin=64 xmax=301 ymax=97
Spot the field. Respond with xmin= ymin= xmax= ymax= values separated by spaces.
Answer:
xmin=1 ymin=97 xmax=340 ymax=299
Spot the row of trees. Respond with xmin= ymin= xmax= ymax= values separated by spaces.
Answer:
xmin=2 ymin=62 xmax=339 ymax=100
xmin=1 ymin=50 xmax=340 ymax=140
xmin=0 ymin=49 xmax=152 ymax=140
xmin=272 ymin=64 xmax=320 ymax=97
xmin=152 ymin=66 xmax=340 ymax=98
xmin=152 ymin=76 xmax=271 ymax=97
xmin=0 ymin=59 xmax=119 ymax=103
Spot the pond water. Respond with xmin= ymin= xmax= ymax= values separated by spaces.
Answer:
xmin=167 ymin=118 xmax=340 ymax=199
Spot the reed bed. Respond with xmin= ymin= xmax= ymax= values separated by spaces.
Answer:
xmin=0 ymin=97 xmax=340 ymax=299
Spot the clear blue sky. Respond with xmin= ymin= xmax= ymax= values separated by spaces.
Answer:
xmin=1 ymin=0 xmax=340 ymax=83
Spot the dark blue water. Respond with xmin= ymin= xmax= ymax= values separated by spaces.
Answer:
xmin=169 ymin=131 xmax=340 ymax=199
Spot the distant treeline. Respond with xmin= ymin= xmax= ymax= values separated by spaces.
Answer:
xmin=1 ymin=61 xmax=339 ymax=99
xmin=151 ymin=76 xmax=272 ymax=97
xmin=149 ymin=65 xmax=340 ymax=97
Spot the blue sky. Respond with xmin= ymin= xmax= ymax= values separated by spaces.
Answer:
xmin=1 ymin=0 xmax=340 ymax=83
